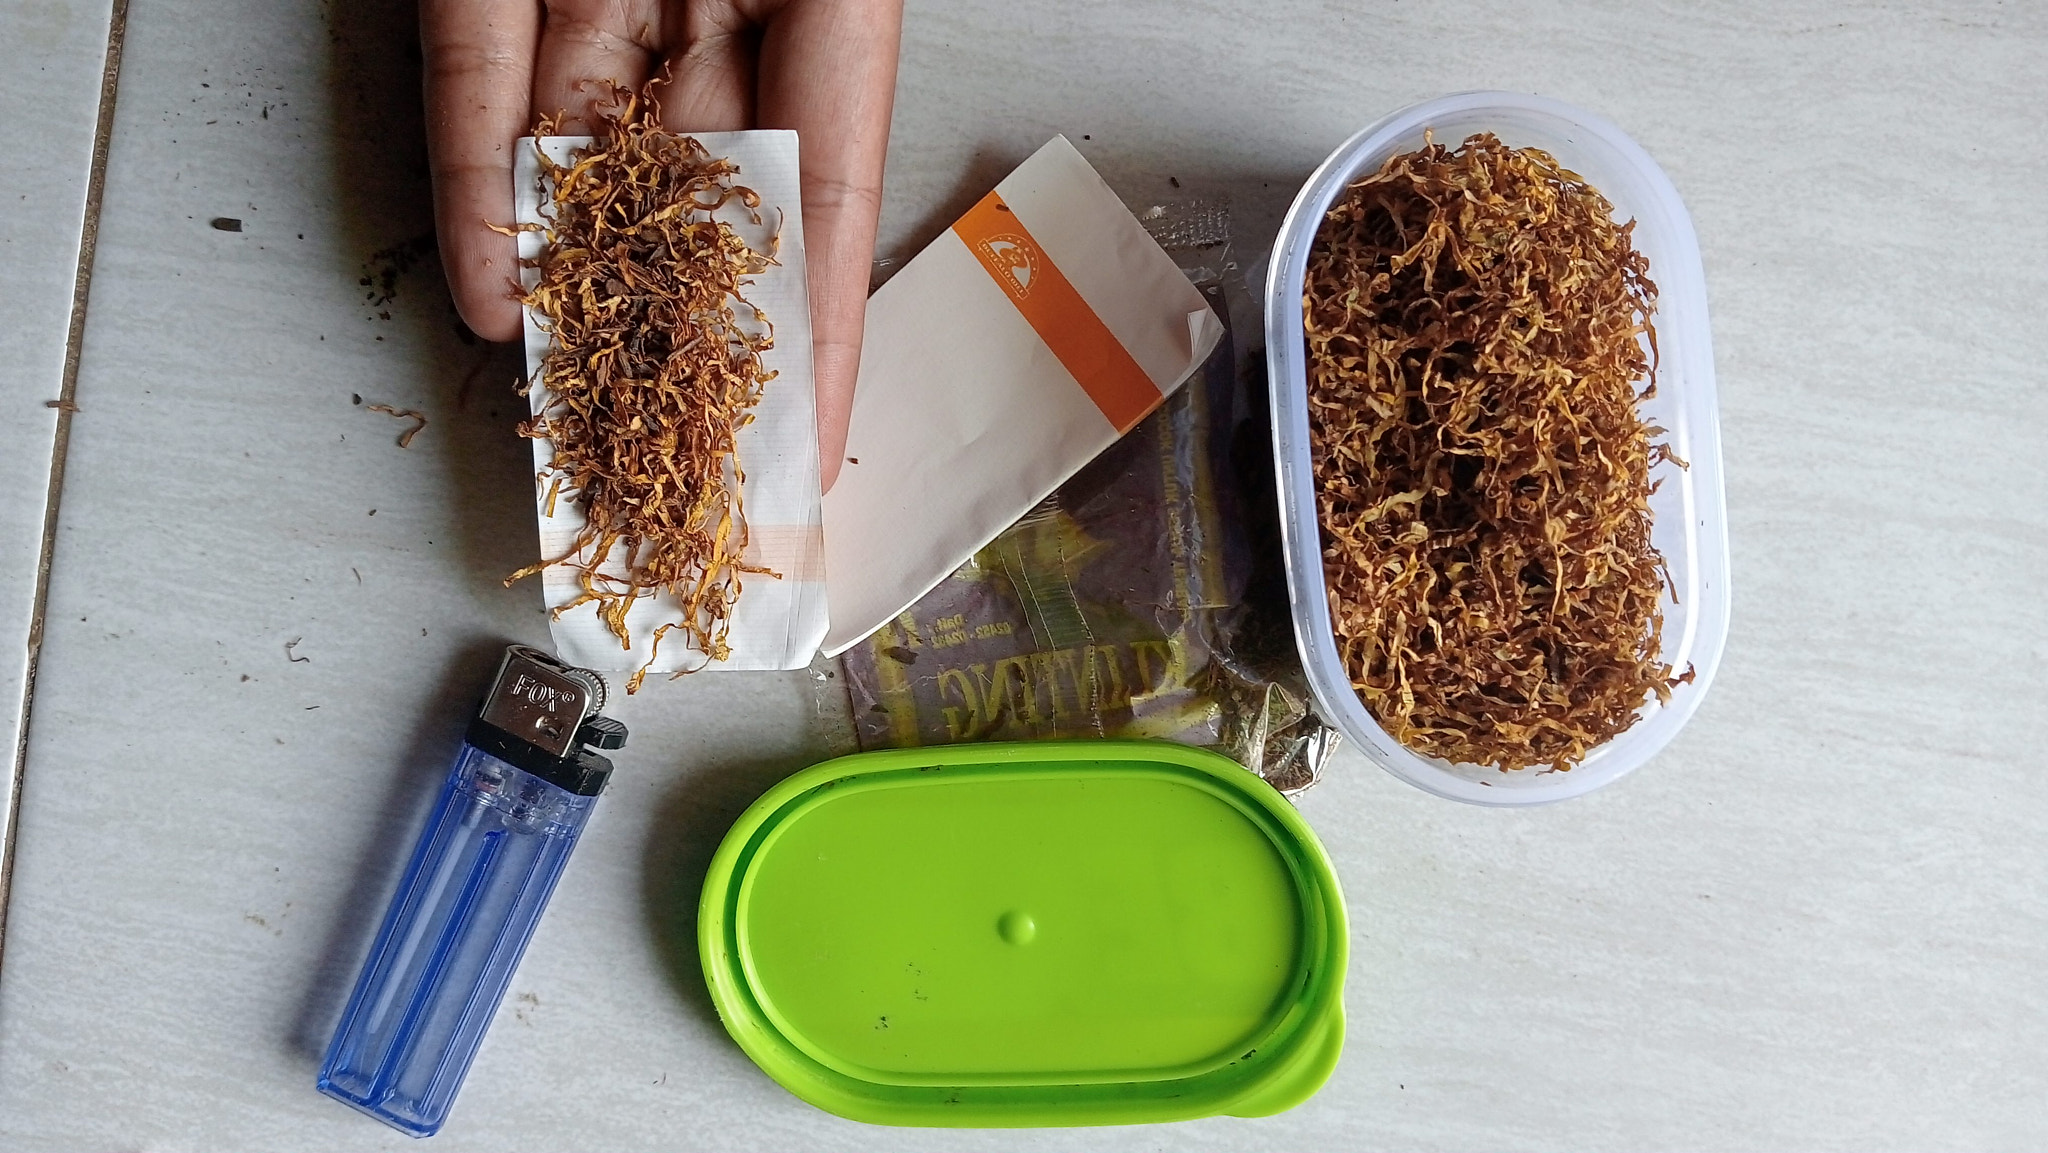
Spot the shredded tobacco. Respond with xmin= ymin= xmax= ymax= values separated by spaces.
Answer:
xmin=365 ymin=404 xmax=428 ymax=448
xmin=1304 ymin=132 xmax=1686 ymax=771
xmin=508 ymin=83 xmax=780 ymax=684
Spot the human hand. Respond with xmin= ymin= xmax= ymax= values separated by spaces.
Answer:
xmin=421 ymin=0 xmax=904 ymax=492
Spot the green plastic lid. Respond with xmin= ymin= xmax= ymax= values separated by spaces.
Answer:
xmin=698 ymin=740 xmax=1348 ymax=1127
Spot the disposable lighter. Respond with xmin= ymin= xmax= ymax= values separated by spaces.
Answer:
xmin=318 ymin=644 xmax=626 ymax=1137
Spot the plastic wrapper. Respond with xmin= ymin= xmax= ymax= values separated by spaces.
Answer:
xmin=838 ymin=206 xmax=1336 ymax=793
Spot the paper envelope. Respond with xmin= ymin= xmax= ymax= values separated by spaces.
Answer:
xmin=515 ymin=131 xmax=827 ymax=674
xmin=819 ymin=135 xmax=1225 ymax=655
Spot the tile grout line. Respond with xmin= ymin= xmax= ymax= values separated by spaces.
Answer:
xmin=0 ymin=0 xmax=132 ymax=966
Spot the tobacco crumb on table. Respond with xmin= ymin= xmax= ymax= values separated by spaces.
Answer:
xmin=364 ymin=404 xmax=428 ymax=448
xmin=358 ymin=234 xmax=437 ymax=308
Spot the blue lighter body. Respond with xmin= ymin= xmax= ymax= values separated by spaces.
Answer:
xmin=318 ymin=646 xmax=626 ymax=1137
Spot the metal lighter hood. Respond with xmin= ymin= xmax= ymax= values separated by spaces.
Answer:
xmin=478 ymin=647 xmax=604 ymax=757
xmin=464 ymin=646 xmax=621 ymax=797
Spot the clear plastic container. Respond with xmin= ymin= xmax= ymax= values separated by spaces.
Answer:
xmin=1264 ymin=92 xmax=1730 ymax=806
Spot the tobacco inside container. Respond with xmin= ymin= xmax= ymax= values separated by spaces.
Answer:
xmin=1303 ymin=132 xmax=1686 ymax=771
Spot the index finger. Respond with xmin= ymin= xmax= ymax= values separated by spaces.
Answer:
xmin=422 ymin=0 xmax=541 ymax=342
xmin=751 ymin=0 xmax=904 ymax=493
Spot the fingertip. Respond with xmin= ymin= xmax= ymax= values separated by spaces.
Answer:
xmin=435 ymin=213 xmax=524 ymax=341
xmin=812 ymin=344 xmax=857 ymax=497
xmin=458 ymin=293 xmax=524 ymax=343
xmin=816 ymin=388 xmax=849 ymax=493
xmin=443 ymin=262 xmax=524 ymax=341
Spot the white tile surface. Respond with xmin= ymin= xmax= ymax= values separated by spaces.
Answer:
xmin=1 ymin=0 xmax=2045 ymax=1150
xmin=0 ymin=0 xmax=116 ymax=909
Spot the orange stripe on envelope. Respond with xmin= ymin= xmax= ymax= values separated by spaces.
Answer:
xmin=952 ymin=192 xmax=1161 ymax=433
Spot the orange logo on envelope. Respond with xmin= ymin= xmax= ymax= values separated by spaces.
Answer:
xmin=953 ymin=190 xmax=1162 ymax=433
xmin=974 ymin=234 xmax=1039 ymax=298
